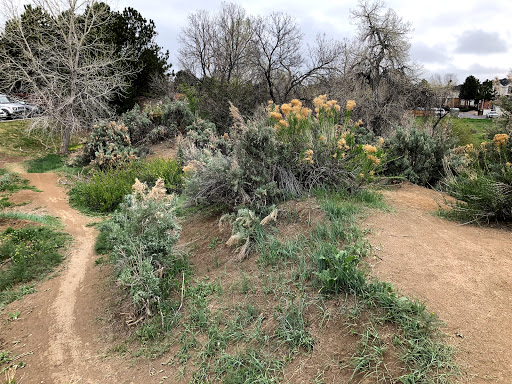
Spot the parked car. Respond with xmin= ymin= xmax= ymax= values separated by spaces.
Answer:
xmin=449 ymin=108 xmax=460 ymax=118
xmin=431 ymin=108 xmax=447 ymax=116
xmin=487 ymin=110 xmax=499 ymax=119
xmin=0 ymin=94 xmax=29 ymax=119
xmin=11 ymin=97 xmax=41 ymax=117
xmin=0 ymin=94 xmax=41 ymax=119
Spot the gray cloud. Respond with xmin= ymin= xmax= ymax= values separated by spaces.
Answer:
xmin=410 ymin=42 xmax=451 ymax=64
xmin=455 ymin=30 xmax=507 ymax=54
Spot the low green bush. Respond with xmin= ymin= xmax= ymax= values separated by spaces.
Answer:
xmin=69 ymin=158 xmax=183 ymax=213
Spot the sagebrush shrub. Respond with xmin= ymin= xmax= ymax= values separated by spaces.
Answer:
xmin=78 ymin=99 xmax=199 ymax=168
xmin=77 ymin=121 xmax=140 ymax=170
xmin=443 ymin=133 xmax=512 ymax=222
xmin=120 ymin=105 xmax=153 ymax=145
xmin=160 ymin=99 xmax=194 ymax=131
xmin=182 ymin=97 xmax=385 ymax=213
xmin=385 ymin=126 xmax=453 ymax=186
xmin=100 ymin=179 xmax=184 ymax=317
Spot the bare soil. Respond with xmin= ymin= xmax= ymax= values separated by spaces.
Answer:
xmin=0 ymin=172 xmax=154 ymax=383
xmin=1 ymin=156 xmax=512 ymax=383
xmin=366 ymin=182 xmax=512 ymax=383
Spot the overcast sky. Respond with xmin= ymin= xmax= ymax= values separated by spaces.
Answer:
xmin=111 ymin=0 xmax=512 ymax=84
xmin=2 ymin=0 xmax=510 ymax=84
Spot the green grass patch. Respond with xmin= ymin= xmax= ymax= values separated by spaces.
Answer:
xmin=310 ymin=190 xmax=457 ymax=382
xmin=450 ymin=118 xmax=493 ymax=146
xmin=0 ymin=226 xmax=69 ymax=307
xmin=26 ymin=154 xmax=66 ymax=173
xmin=0 ymin=173 xmax=38 ymax=193
xmin=69 ymin=158 xmax=183 ymax=214
xmin=0 ymin=120 xmax=83 ymax=157
xmin=0 ymin=120 xmax=56 ymax=156
xmin=0 ymin=212 xmax=61 ymax=227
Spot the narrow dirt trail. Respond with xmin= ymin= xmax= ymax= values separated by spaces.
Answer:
xmin=366 ymin=183 xmax=512 ymax=383
xmin=0 ymin=172 xmax=145 ymax=383
xmin=24 ymin=173 xmax=97 ymax=381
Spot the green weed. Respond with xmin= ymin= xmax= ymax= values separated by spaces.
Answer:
xmin=0 ymin=226 xmax=69 ymax=302
xmin=275 ymin=297 xmax=315 ymax=351
xmin=69 ymin=158 xmax=183 ymax=214
xmin=0 ymin=285 xmax=36 ymax=310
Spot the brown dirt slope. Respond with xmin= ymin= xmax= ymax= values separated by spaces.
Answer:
xmin=366 ymin=182 xmax=512 ymax=384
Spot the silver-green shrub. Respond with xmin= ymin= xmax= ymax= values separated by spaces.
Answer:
xmin=181 ymin=98 xmax=385 ymax=213
xmin=101 ymin=179 xmax=183 ymax=316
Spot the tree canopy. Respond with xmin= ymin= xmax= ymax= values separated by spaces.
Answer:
xmin=459 ymin=75 xmax=480 ymax=103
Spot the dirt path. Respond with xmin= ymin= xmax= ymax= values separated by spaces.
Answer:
xmin=366 ymin=183 xmax=512 ymax=383
xmin=2 ymin=172 xmax=128 ymax=382
xmin=26 ymin=173 xmax=98 ymax=381
xmin=1 ymin=172 xmax=105 ymax=382
xmin=1 ymin=170 xmax=176 ymax=383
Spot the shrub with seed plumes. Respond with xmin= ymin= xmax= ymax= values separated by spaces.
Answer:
xmin=442 ymin=132 xmax=512 ymax=222
xmin=181 ymin=97 xmax=385 ymax=213
xmin=99 ymin=178 xmax=186 ymax=319
xmin=76 ymin=121 xmax=140 ymax=170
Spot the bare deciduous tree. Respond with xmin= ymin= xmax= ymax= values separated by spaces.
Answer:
xmin=339 ymin=0 xmax=419 ymax=135
xmin=178 ymin=2 xmax=253 ymax=83
xmin=252 ymin=14 xmax=344 ymax=103
xmin=349 ymin=0 xmax=412 ymax=90
xmin=429 ymin=73 xmax=457 ymax=107
xmin=0 ymin=0 xmax=136 ymax=153
xmin=213 ymin=2 xmax=253 ymax=82
xmin=178 ymin=9 xmax=215 ymax=79
xmin=178 ymin=3 xmax=345 ymax=104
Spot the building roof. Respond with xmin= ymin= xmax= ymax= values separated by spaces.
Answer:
xmin=499 ymin=78 xmax=510 ymax=86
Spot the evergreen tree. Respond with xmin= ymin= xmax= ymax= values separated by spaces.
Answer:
xmin=459 ymin=75 xmax=480 ymax=105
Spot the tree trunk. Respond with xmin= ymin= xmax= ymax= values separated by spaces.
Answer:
xmin=60 ymin=127 xmax=71 ymax=154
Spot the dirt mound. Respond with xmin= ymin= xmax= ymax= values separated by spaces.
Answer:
xmin=366 ymin=182 xmax=512 ymax=383
xmin=0 ymin=217 xmax=40 ymax=232
xmin=2 ymin=163 xmax=512 ymax=383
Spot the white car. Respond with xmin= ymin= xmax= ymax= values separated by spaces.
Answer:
xmin=487 ymin=110 xmax=499 ymax=119
xmin=0 ymin=94 xmax=29 ymax=119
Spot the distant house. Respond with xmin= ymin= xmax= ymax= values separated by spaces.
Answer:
xmin=495 ymin=78 xmax=511 ymax=98
xmin=445 ymin=84 xmax=476 ymax=108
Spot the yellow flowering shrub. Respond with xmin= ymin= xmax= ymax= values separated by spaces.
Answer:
xmin=493 ymin=133 xmax=509 ymax=148
xmin=346 ymin=100 xmax=356 ymax=111
xmin=362 ymin=144 xmax=377 ymax=154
